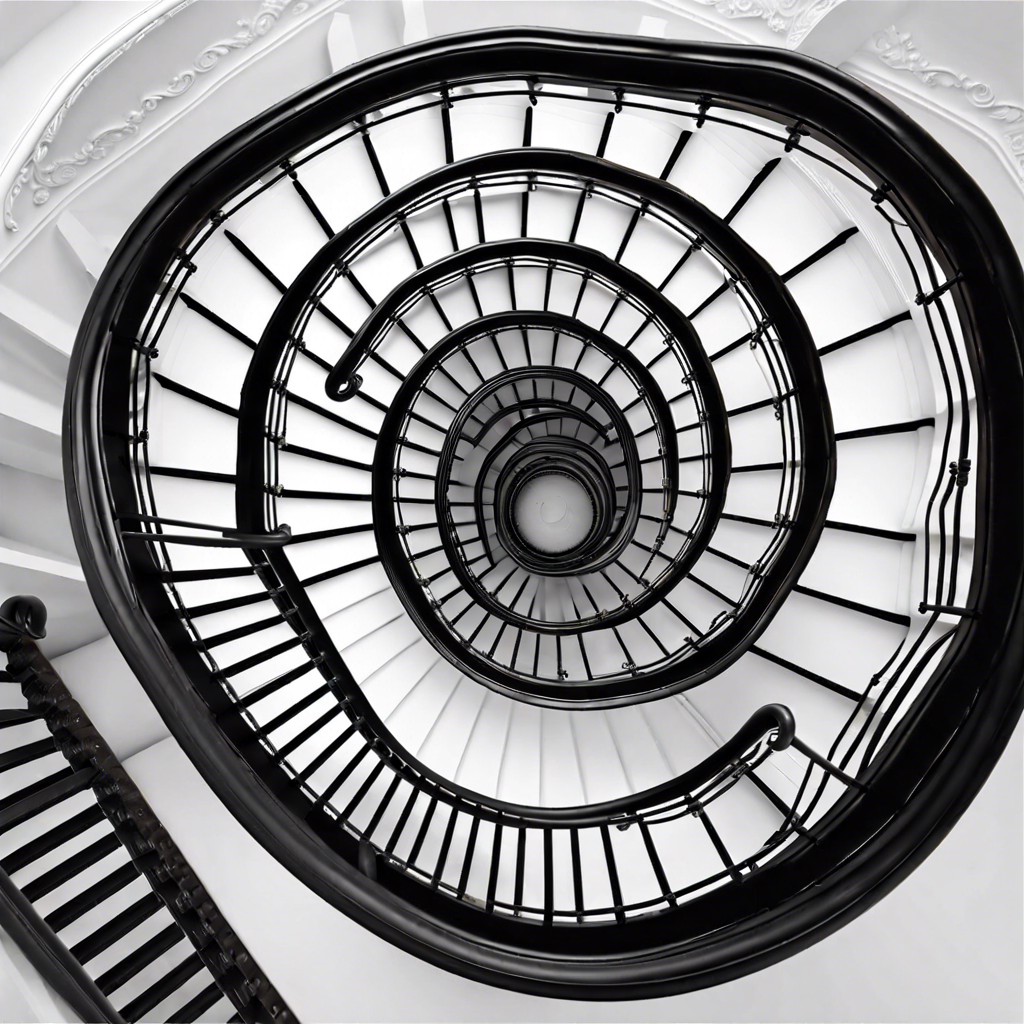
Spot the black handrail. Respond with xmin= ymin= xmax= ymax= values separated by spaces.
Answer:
xmin=118 ymin=517 xmax=293 ymax=549
xmin=64 ymin=30 xmax=1022 ymax=999
xmin=477 ymin=702 xmax=796 ymax=828
xmin=0 ymin=597 xmax=293 ymax=1023
xmin=0 ymin=868 xmax=124 ymax=1024
xmin=369 ymin=702 xmax=797 ymax=831
xmin=239 ymin=158 xmax=833 ymax=702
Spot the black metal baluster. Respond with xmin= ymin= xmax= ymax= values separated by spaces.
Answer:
xmin=312 ymin=742 xmax=373 ymax=812
xmin=118 ymin=953 xmax=205 ymax=1023
xmin=781 ymin=226 xmax=858 ymax=281
xmin=542 ymin=828 xmax=554 ymax=925
xmin=485 ymin=816 xmax=503 ymax=913
xmin=1 ymin=805 xmax=105 ymax=874
xmin=512 ymin=827 xmax=527 ymax=916
xmin=0 ymin=769 xmax=96 ymax=835
xmin=0 ymin=738 xmax=58 ymax=774
xmin=696 ymin=807 xmax=742 ymax=882
xmin=282 ymin=158 xmax=335 ymax=237
xmin=94 ymin=923 xmax=182 ymax=996
xmin=456 ymin=814 xmax=480 ymax=899
xmin=790 ymin=736 xmax=866 ymax=790
xmin=660 ymin=128 xmax=693 ymax=179
xmin=361 ymin=772 xmax=403 ymax=842
xmin=70 ymin=893 xmax=163 ymax=965
xmin=385 ymin=786 xmax=420 ymax=856
xmin=20 ymin=834 xmax=121 ymax=903
xmin=45 ymin=863 xmax=140 ymax=932
xmin=636 ymin=818 xmax=676 ymax=907
xmin=431 ymin=801 xmax=461 ymax=888
xmin=569 ymin=828 xmax=584 ymax=923
xmin=407 ymin=789 xmax=439 ymax=865
xmin=599 ymin=825 xmax=626 ymax=924
xmin=339 ymin=760 xmax=388 ymax=821
xmin=178 ymin=293 xmax=256 ymax=350
xmin=168 ymin=981 xmax=226 ymax=1024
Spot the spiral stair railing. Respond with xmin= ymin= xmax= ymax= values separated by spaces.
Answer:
xmin=61 ymin=30 xmax=1022 ymax=999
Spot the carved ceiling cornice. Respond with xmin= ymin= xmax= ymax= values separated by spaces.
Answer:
xmin=871 ymin=25 xmax=1024 ymax=181
xmin=687 ymin=0 xmax=845 ymax=47
xmin=1 ymin=0 xmax=1019 ymax=273
xmin=3 ymin=0 xmax=329 ymax=235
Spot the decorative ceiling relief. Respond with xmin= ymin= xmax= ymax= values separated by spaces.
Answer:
xmin=689 ymin=0 xmax=845 ymax=47
xmin=4 ymin=0 xmax=321 ymax=232
xmin=2 ymin=0 xmax=195 ymax=232
xmin=874 ymin=25 xmax=1024 ymax=179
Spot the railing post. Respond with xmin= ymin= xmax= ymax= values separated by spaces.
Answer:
xmin=1 ymin=596 xmax=295 ymax=1024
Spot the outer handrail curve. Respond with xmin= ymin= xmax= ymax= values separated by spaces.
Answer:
xmin=64 ymin=29 xmax=1022 ymax=999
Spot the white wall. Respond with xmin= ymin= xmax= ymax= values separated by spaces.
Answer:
xmin=125 ymin=720 xmax=1023 ymax=1023
xmin=0 ymin=931 xmax=76 ymax=1024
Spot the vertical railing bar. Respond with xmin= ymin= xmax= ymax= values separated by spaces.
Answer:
xmin=542 ymin=827 xmax=554 ymax=926
xmin=512 ymin=827 xmax=527 ymax=916
xmin=431 ymin=800 xmax=461 ymax=889
xmin=456 ymin=814 xmax=481 ymax=899
xmin=337 ymin=759 xmax=387 ymax=822
xmin=637 ymin=818 xmax=677 ymax=907
xmin=599 ymin=824 xmax=626 ymax=924
xmin=384 ymin=786 xmax=419 ymax=855
xmin=485 ymin=816 xmax=503 ymax=913
xmin=569 ymin=829 xmax=584 ymax=924
xmin=697 ymin=806 xmax=742 ymax=882
xmin=407 ymin=789 xmax=439 ymax=865
xmin=362 ymin=772 xmax=403 ymax=841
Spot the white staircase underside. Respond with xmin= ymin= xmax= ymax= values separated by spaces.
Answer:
xmin=0 ymin=0 xmax=1020 ymax=1020
xmin=124 ymin=729 xmax=1023 ymax=1023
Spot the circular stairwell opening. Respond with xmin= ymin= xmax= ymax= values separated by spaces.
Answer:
xmin=65 ymin=29 xmax=1023 ymax=1000
xmin=513 ymin=472 xmax=595 ymax=556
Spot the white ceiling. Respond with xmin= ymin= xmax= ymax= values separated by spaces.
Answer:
xmin=0 ymin=0 xmax=76 ymax=66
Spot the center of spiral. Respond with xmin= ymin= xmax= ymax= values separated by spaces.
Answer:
xmin=515 ymin=474 xmax=593 ymax=554
xmin=540 ymin=496 xmax=568 ymax=524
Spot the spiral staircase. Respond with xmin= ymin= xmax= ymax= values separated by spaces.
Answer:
xmin=1 ymin=7 xmax=1022 ymax=1022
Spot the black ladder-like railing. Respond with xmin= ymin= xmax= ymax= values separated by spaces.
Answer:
xmin=0 ymin=597 xmax=293 ymax=1024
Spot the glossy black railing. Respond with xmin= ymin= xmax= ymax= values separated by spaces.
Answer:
xmin=65 ymin=30 xmax=1022 ymax=998
xmin=245 ymin=145 xmax=836 ymax=705
xmin=0 ymin=597 xmax=292 ymax=1024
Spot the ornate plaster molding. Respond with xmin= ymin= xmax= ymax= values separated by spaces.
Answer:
xmin=873 ymin=25 xmax=1024 ymax=179
xmin=4 ymin=0 xmax=317 ymax=231
xmin=689 ymin=0 xmax=845 ymax=47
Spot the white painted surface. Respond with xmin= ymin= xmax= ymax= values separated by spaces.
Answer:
xmin=515 ymin=474 xmax=594 ymax=553
xmin=52 ymin=636 xmax=171 ymax=761
xmin=0 ymin=931 xmax=76 ymax=1024
xmin=0 ymin=1 xmax=1020 ymax=1020
xmin=124 ymin=725 xmax=1022 ymax=1023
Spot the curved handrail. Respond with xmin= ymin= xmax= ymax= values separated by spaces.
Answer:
xmin=119 ymin=520 xmax=293 ymax=548
xmin=65 ymin=29 xmax=1023 ymax=998
xmin=240 ymin=158 xmax=833 ymax=702
xmin=318 ymin=156 xmax=728 ymax=403
xmin=435 ymin=702 xmax=796 ymax=828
